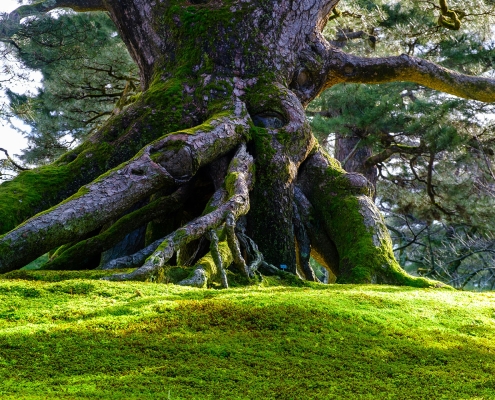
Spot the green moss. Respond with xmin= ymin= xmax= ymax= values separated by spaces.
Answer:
xmin=319 ymin=146 xmax=346 ymax=176
xmin=0 ymin=274 xmax=490 ymax=398
xmin=245 ymin=78 xmax=288 ymax=117
xmin=21 ymin=254 xmax=49 ymax=270
xmin=0 ymin=164 xmax=72 ymax=234
xmin=224 ymin=172 xmax=240 ymax=198
xmin=1 ymin=269 xmax=135 ymax=282
xmin=313 ymin=181 xmax=440 ymax=287
xmin=275 ymin=129 xmax=292 ymax=146
xmin=251 ymin=126 xmax=275 ymax=160
xmin=192 ymin=241 xmax=233 ymax=288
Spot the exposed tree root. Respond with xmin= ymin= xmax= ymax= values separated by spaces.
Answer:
xmin=0 ymin=92 xmax=202 ymax=235
xmin=293 ymin=186 xmax=339 ymax=281
xmin=247 ymin=83 xmax=316 ymax=272
xmin=0 ymin=112 xmax=249 ymax=272
xmin=40 ymin=184 xmax=193 ymax=270
xmin=177 ymin=241 xmax=234 ymax=288
xmin=235 ymin=231 xmax=281 ymax=278
xmin=225 ymin=212 xmax=250 ymax=278
xmin=298 ymin=147 xmax=445 ymax=287
xmin=103 ymin=143 xmax=253 ymax=284
xmin=207 ymin=229 xmax=229 ymax=288
xmin=293 ymin=202 xmax=318 ymax=282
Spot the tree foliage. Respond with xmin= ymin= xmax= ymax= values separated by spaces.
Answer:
xmin=1 ymin=10 xmax=138 ymax=166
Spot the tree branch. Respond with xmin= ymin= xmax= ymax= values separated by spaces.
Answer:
xmin=325 ymin=49 xmax=495 ymax=102
xmin=9 ymin=0 xmax=106 ymax=20
xmin=365 ymin=143 xmax=425 ymax=166
xmin=0 ymin=148 xmax=29 ymax=171
xmin=0 ymin=0 xmax=107 ymax=41
xmin=426 ymin=151 xmax=455 ymax=215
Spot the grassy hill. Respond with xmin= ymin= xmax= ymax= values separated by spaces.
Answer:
xmin=0 ymin=270 xmax=494 ymax=399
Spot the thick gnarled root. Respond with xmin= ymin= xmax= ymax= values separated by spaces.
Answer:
xmin=40 ymin=184 xmax=193 ymax=270
xmin=0 ymin=112 xmax=250 ymax=273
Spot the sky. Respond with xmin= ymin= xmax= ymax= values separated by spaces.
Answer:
xmin=0 ymin=0 xmax=33 ymax=161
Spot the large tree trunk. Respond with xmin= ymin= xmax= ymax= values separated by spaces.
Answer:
xmin=1 ymin=0 xmax=493 ymax=287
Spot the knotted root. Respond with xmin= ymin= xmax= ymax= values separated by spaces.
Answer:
xmin=225 ymin=212 xmax=250 ymax=277
xmin=41 ymin=183 xmax=193 ymax=270
xmin=208 ymin=229 xmax=229 ymax=288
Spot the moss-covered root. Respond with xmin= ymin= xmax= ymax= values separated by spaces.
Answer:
xmin=178 ymin=241 xmax=234 ymax=288
xmin=0 ymin=112 xmax=249 ymax=273
xmin=40 ymin=184 xmax=192 ymax=271
xmin=298 ymin=148 xmax=447 ymax=288
xmin=103 ymin=143 xmax=253 ymax=282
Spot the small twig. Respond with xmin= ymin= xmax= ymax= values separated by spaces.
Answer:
xmin=0 ymin=148 xmax=29 ymax=171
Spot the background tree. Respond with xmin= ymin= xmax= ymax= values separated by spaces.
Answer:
xmin=0 ymin=9 xmax=139 ymax=166
xmin=0 ymin=0 xmax=494 ymax=289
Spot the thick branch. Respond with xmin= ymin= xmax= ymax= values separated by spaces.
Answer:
xmin=0 ymin=0 xmax=107 ymax=40
xmin=326 ymin=50 xmax=495 ymax=102
xmin=9 ymin=0 xmax=106 ymax=20
xmin=365 ymin=144 xmax=425 ymax=166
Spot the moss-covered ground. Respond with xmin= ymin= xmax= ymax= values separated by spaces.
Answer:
xmin=0 ymin=270 xmax=494 ymax=399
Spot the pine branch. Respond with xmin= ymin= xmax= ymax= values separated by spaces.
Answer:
xmin=0 ymin=148 xmax=29 ymax=171
xmin=325 ymin=49 xmax=495 ymax=103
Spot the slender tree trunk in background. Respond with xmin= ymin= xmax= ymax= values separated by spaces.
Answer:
xmin=335 ymin=133 xmax=377 ymax=191
xmin=1 ymin=0 xmax=494 ymax=287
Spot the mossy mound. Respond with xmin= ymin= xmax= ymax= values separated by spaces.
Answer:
xmin=0 ymin=271 xmax=493 ymax=399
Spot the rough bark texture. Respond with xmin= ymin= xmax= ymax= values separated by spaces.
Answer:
xmin=1 ymin=0 xmax=492 ymax=287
